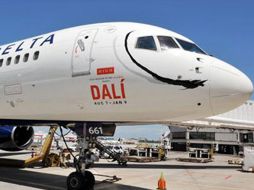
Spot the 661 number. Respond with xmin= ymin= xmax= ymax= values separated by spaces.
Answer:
xmin=88 ymin=127 xmax=103 ymax=136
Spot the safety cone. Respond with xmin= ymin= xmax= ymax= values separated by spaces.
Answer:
xmin=157 ymin=172 xmax=167 ymax=190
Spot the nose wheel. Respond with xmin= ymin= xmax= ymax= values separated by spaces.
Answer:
xmin=67 ymin=171 xmax=95 ymax=190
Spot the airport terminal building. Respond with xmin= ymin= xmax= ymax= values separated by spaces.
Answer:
xmin=170 ymin=100 xmax=254 ymax=154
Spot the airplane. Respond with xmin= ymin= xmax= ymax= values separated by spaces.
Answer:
xmin=0 ymin=22 xmax=252 ymax=190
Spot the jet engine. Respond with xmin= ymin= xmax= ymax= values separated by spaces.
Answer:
xmin=0 ymin=126 xmax=34 ymax=151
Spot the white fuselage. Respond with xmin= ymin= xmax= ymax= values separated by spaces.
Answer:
xmin=0 ymin=22 xmax=252 ymax=123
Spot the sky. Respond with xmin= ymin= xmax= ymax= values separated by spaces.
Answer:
xmin=1 ymin=0 xmax=253 ymax=139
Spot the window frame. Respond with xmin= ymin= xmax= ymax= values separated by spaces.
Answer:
xmin=23 ymin=53 xmax=29 ymax=62
xmin=6 ymin=57 xmax=12 ymax=66
xmin=157 ymin=36 xmax=179 ymax=51
xmin=14 ymin=55 xmax=21 ymax=64
xmin=135 ymin=36 xmax=158 ymax=51
xmin=175 ymin=38 xmax=207 ymax=55
xmin=33 ymin=51 xmax=40 ymax=61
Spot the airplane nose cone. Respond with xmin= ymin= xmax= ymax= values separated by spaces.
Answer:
xmin=210 ymin=60 xmax=253 ymax=115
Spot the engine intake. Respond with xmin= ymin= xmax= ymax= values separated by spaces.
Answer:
xmin=0 ymin=126 xmax=34 ymax=151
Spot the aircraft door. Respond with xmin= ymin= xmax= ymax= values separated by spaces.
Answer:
xmin=72 ymin=29 xmax=98 ymax=76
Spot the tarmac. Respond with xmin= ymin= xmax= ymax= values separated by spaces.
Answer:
xmin=0 ymin=151 xmax=253 ymax=190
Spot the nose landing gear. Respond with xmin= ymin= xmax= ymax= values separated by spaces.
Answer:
xmin=66 ymin=134 xmax=96 ymax=190
xmin=65 ymin=123 xmax=127 ymax=190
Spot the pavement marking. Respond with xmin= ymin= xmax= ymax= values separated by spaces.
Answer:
xmin=224 ymin=175 xmax=232 ymax=180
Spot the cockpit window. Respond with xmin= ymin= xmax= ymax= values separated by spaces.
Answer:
xmin=157 ymin=36 xmax=179 ymax=50
xmin=136 ymin=36 xmax=157 ymax=51
xmin=176 ymin=38 xmax=206 ymax=55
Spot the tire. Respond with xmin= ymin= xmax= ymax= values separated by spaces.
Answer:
xmin=67 ymin=171 xmax=95 ymax=190
xmin=83 ymin=171 xmax=95 ymax=189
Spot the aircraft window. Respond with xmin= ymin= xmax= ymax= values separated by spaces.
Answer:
xmin=136 ymin=36 xmax=157 ymax=51
xmin=157 ymin=36 xmax=179 ymax=50
xmin=23 ymin=53 xmax=29 ymax=62
xmin=15 ymin=55 xmax=20 ymax=64
xmin=33 ymin=51 xmax=40 ymax=60
xmin=0 ymin=59 xmax=3 ymax=67
xmin=176 ymin=38 xmax=206 ymax=55
xmin=6 ymin=57 xmax=11 ymax=66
